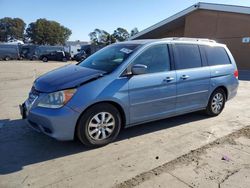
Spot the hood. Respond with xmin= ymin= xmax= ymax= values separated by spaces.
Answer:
xmin=34 ymin=64 xmax=105 ymax=93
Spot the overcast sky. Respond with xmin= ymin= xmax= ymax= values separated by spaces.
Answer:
xmin=1 ymin=0 xmax=250 ymax=41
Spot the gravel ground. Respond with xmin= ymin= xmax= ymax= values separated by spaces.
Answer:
xmin=0 ymin=61 xmax=249 ymax=188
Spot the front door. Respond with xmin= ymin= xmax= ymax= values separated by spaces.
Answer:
xmin=128 ymin=44 xmax=177 ymax=124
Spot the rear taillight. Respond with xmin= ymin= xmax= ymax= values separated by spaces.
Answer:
xmin=234 ymin=70 xmax=239 ymax=79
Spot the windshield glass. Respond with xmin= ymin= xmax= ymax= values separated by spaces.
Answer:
xmin=78 ymin=43 xmax=140 ymax=73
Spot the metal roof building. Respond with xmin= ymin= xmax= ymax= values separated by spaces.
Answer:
xmin=131 ymin=2 xmax=250 ymax=70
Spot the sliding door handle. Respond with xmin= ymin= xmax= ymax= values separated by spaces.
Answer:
xmin=163 ymin=77 xmax=174 ymax=82
xmin=180 ymin=75 xmax=190 ymax=80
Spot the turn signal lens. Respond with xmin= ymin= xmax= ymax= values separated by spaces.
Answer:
xmin=63 ymin=89 xmax=77 ymax=104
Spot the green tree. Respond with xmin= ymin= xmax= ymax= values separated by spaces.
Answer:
xmin=130 ymin=27 xmax=139 ymax=37
xmin=26 ymin=19 xmax=71 ymax=45
xmin=89 ymin=29 xmax=115 ymax=45
xmin=112 ymin=27 xmax=129 ymax=42
xmin=0 ymin=17 xmax=26 ymax=42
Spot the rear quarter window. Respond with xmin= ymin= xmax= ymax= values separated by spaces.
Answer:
xmin=204 ymin=46 xmax=231 ymax=66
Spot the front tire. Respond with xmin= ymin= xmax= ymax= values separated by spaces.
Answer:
xmin=205 ymin=88 xmax=226 ymax=116
xmin=77 ymin=103 xmax=122 ymax=147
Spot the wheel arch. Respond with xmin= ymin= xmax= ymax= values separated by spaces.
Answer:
xmin=211 ymin=85 xmax=228 ymax=100
xmin=74 ymin=101 xmax=127 ymax=139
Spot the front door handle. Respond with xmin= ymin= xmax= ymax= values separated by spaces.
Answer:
xmin=180 ymin=75 xmax=190 ymax=80
xmin=163 ymin=77 xmax=174 ymax=82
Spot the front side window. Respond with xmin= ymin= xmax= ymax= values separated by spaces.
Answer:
xmin=79 ymin=43 xmax=140 ymax=73
xmin=204 ymin=46 xmax=231 ymax=66
xmin=174 ymin=44 xmax=202 ymax=70
xmin=130 ymin=44 xmax=170 ymax=74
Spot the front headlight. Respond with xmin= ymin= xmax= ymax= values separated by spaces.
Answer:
xmin=38 ymin=89 xmax=77 ymax=108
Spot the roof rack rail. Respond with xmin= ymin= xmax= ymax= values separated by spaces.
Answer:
xmin=161 ymin=37 xmax=216 ymax=43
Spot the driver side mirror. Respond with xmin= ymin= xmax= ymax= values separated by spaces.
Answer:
xmin=131 ymin=64 xmax=148 ymax=75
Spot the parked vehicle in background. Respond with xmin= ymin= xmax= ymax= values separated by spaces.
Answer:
xmin=20 ymin=44 xmax=37 ymax=59
xmin=80 ymin=44 xmax=92 ymax=56
xmin=6 ymin=39 xmax=24 ymax=45
xmin=73 ymin=50 xmax=87 ymax=62
xmin=67 ymin=45 xmax=81 ymax=58
xmin=65 ymin=41 xmax=89 ymax=58
xmin=40 ymin=50 xmax=71 ymax=62
xmin=28 ymin=45 xmax=65 ymax=60
xmin=0 ymin=44 xmax=20 ymax=60
xmin=73 ymin=44 xmax=105 ymax=62
xmin=20 ymin=38 xmax=239 ymax=147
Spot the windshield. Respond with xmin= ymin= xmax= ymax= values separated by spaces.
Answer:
xmin=78 ymin=43 xmax=140 ymax=73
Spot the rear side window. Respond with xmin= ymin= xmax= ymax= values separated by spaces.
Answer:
xmin=204 ymin=46 xmax=231 ymax=66
xmin=174 ymin=44 xmax=202 ymax=70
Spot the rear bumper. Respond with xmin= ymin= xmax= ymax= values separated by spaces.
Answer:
xmin=25 ymin=105 xmax=80 ymax=141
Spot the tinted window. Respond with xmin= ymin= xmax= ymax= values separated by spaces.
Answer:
xmin=204 ymin=46 xmax=231 ymax=66
xmin=131 ymin=44 xmax=170 ymax=74
xmin=174 ymin=44 xmax=202 ymax=70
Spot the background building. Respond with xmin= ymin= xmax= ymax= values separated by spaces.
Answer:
xmin=131 ymin=2 xmax=250 ymax=70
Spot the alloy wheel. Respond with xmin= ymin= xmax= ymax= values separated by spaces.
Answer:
xmin=211 ymin=93 xmax=224 ymax=114
xmin=87 ymin=112 xmax=115 ymax=141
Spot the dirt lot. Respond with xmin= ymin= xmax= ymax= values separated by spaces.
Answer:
xmin=0 ymin=61 xmax=250 ymax=188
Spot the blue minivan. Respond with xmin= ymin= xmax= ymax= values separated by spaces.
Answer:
xmin=20 ymin=38 xmax=239 ymax=146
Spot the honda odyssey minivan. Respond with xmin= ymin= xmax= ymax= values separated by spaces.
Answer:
xmin=20 ymin=38 xmax=239 ymax=146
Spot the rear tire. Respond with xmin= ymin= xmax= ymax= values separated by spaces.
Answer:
xmin=31 ymin=56 xmax=37 ymax=61
xmin=62 ymin=57 xmax=67 ymax=62
xmin=77 ymin=103 xmax=122 ymax=147
xmin=42 ymin=57 xmax=48 ymax=62
xmin=205 ymin=88 xmax=226 ymax=116
xmin=4 ymin=56 xmax=10 ymax=61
